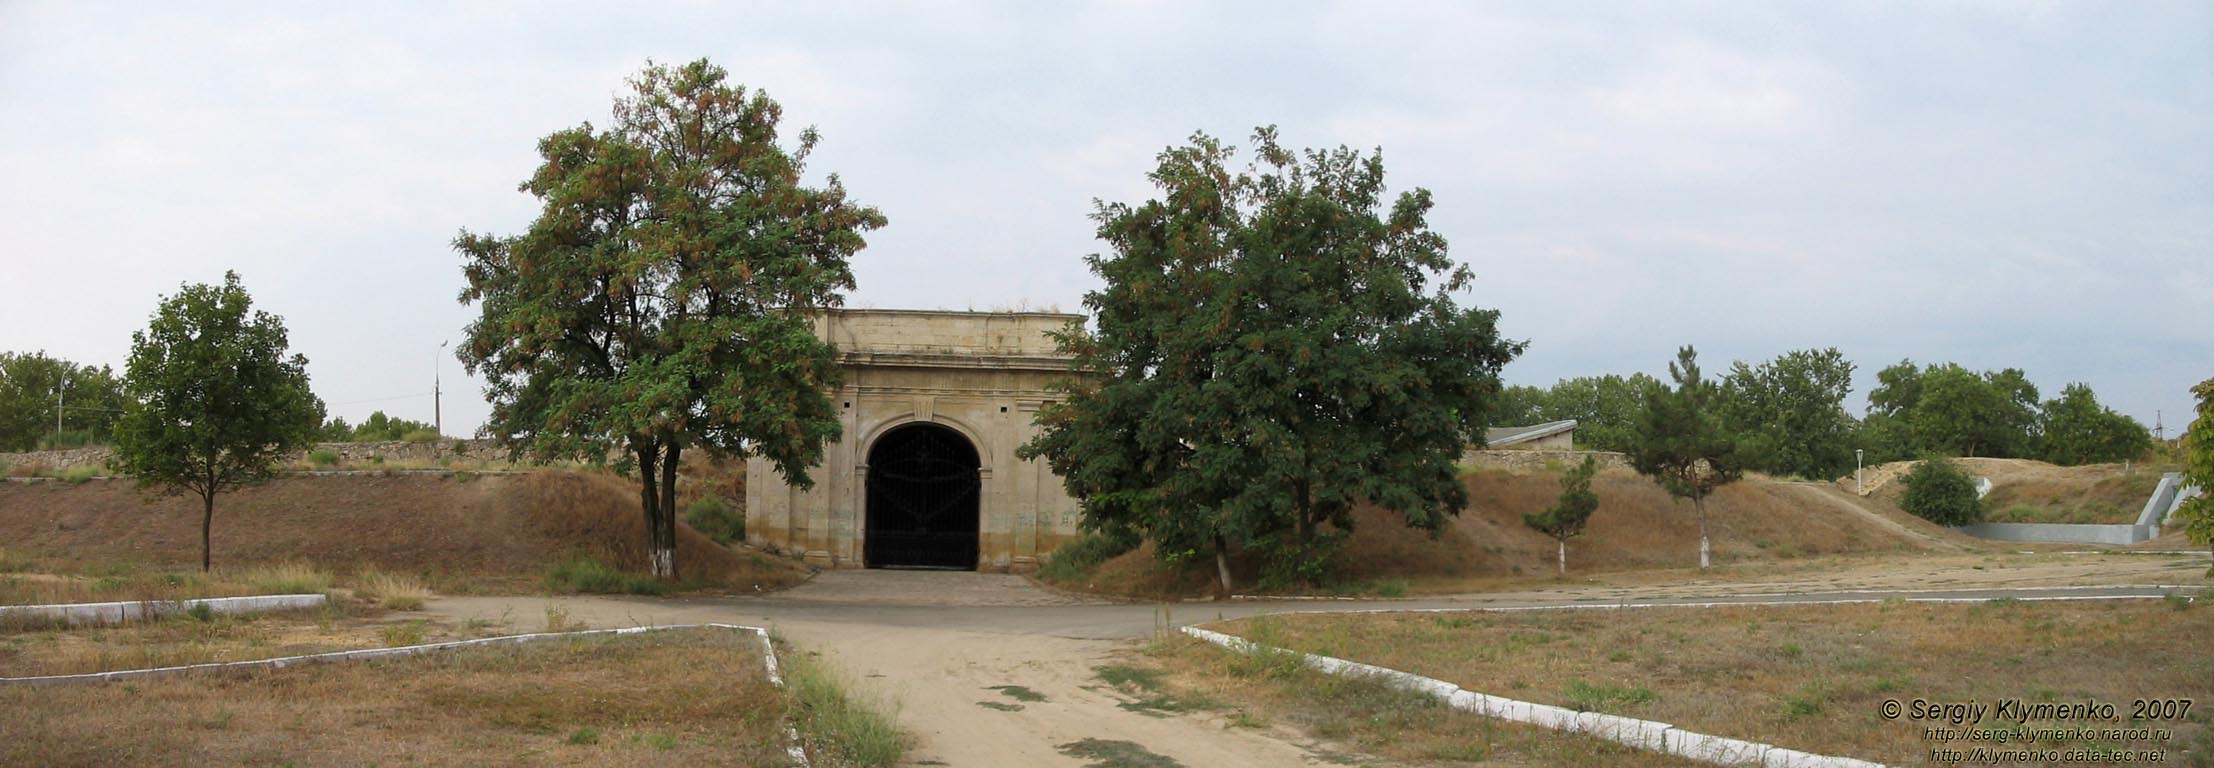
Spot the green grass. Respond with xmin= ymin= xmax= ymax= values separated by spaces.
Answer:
xmin=1039 ymin=529 xmax=1139 ymax=583
xmin=682 ymin=496 xmax=745 ymax=545
xmin=543 ymin=556 xmax=670 ymax=596
xmin=1057 ymin=738 xmax=1184 ymax=768
xmin=1561 ymin=680 xmax=1659 ymax=713
xmin=306 ymin=449 xmax=340 ymax=467
xmin=785 ymin=645 xmax=907 ymax=767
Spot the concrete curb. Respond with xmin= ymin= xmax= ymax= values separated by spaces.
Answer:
xmin=1182 ymin=594 xmax=2187 ymax=767
xmin=0 ymin=594 xmax=328 ymax=627
xmin=0 ymin=623 xmax=810 ymax=768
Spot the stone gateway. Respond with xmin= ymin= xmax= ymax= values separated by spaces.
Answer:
xmin=745 ymin=309 xmax=1085 ymax=572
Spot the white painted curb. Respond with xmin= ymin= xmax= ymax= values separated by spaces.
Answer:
xmin=0 ymin=593 xmax=328 ymax=627
xmin=0 ymin=622 xmax=811 ymax=768
xmin=1183 ymin=625 xmax=1888 ymax=767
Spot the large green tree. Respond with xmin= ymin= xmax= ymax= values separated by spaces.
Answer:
xmin=1866 ymin=360 xmax=2040 ymax=460
xmin=1718 ymin=348 xmax=1858 ymax=479
xmin=2175 ymin=377 xmax=2214 ymax=571
xmin=1629 ymin=346 xmax=1743 ymax=570
xmin=2035 ymin=383 xmax=2151 ymax=466
xmin=1486 ymin=374 xmax=1657 ymax=452
xmin=457 ymin=59 xmax=883 ymax=579
xmin=1021 ymin=127 xmax=1522 ymax=592
xmin=0 ymin=352 xmax=127 ymax=451
xmin=113 ymin=272 xmax=325 ymax=572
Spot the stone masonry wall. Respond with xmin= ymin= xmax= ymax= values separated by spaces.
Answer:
xmin=1463 ymin=449 xmax=1630 ymax=473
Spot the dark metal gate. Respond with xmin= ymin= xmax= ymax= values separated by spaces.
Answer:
xmin=864 ymin=423 xmax=980 ymax=569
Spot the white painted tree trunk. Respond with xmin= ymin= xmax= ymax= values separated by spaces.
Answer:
xmin=1699 ymin=535 xmax=1711 ymax=570
xmin=1557 ymin=540 xmax=1566 ymax=577
xmin=651 ymin=547 xmax=674 ymax=579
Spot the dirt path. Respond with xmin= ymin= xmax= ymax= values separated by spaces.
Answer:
xmin=424 ymin=559 xmax=2208 ymax=767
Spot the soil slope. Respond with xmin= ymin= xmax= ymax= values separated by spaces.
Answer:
xmin=1849 ymin=457 xmax=2169 ymax=525
xmin=0 ymin=471 xmax=806 ymax=590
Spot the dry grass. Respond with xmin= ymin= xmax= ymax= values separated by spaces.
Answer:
xmin=1 ymin=628 xmax=794 ymax=767
xmin=0 ymin=470 xmax=809 ymax=594
xmin=1985 ymin=470 xmax=2165 ymax=525
xmin=1126 ymin=634 xmax=1704 ymax=766
xmin=353 ymin=568 xmax=432 ymax=610
xmin=1208 ymin=598 xmax=2214 ymax=765
xmin=1063 ymin=467 xmax=1953 ymax=598
xmin=0 ymin=597 xmax=482 ymax=677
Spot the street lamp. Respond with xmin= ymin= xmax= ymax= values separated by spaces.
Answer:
xmin=435 ymin=341 xmax=448 ymax=438
xmin=1855 ymin=449 xmax=1864 ymax=495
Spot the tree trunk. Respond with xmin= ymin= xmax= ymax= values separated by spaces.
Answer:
xmin=1213 ymin=534 xmax=1233 ymax=596
xmin=635 ymin=443 xmax=669 ymax=579
xmin=655 ymin=442 xmax=681 ymax=581
xmin=1557 ymin=539 xmax=1567 ymax=578
xmin=1694 ymin=495 xmax=1711 ymax=570
xmin=201 ymin=492 xmax=215 ymax=573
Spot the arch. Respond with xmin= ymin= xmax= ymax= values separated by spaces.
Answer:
xmin=857 ymin=412 xmax=994 ymax=468
xmin=863 ymin=422 xmax=982 ymax=569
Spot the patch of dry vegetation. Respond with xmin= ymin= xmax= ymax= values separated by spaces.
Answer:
xmin=0 ymin=596 xmax=489 ymax=677
xmin=1209 ymin=598 xmax=2214 ymax=765
xmin=1125 ymin=633 xmax=1704 ymax=766
xmin=1 ymin=628 xmax=795 ymax=767
xmin=1985 ymin=470 xmax=2165 ymax=525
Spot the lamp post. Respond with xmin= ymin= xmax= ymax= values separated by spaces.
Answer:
xmin=55 ymin=371 xmax=67 ymax=438
xmin=435 ymin=341 xmax=447 ymax=438
xmin=1855 ymin=449 xmax=1864 ymax=496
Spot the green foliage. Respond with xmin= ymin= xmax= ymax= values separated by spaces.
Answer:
xmin=1628 ymin=346 xmax=1743 ymax=568
xmin=1562 ymin=680 xmax=1658 ymax=712
xmin=345 ymin=411 xmax=435 ymax=442
xmin=2176 ymin=378 xmax=2214 ymax=567
xmin=317 ymin=417 xmax=353 ymax=442
xmin=543 ymin=555 xmax=671 ymax=595
xmin=458 ymin=59 xmax=882 ymax=581
xmin=1866 ymin=360 xmax=2039 ymax=460
xmin=1489 ymin=374 xmax=1656 ymax=452
xmin=1019 ymin=127 xmax=1522 ymax=593
xmin=113 ymin=272 xmax=325 ymax=572
xmin=1038 ymin=526 xmax=1140 ymax=583
xmin=2037 ymin=383 xmax=2152 ymax=466
xmin=1900 ymin=457 xmax=1984 ymax=526
xmin=681 ymin=495 xmax=745 ymax=545
xmin=785 ymin=640 xmax=909 ymax=767
xmin=1718 ymin=348 xmax=1859 ymax=479
xmin=0 ymin=352 xmax=128 ymax=452
xmin=306 ymin=449 xmax=339 ymax=467
xmin=399 ymin=428 xmax=441 ymax=443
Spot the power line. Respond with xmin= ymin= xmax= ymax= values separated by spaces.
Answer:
xmin=330 ymin=392 xmax=435 ymax=406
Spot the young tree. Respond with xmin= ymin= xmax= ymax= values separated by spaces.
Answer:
xmin=1898 ymin=457 xmax=1983 ymax=526
xmin=113 ymin=272 xmax=324 ymax=572
xmin=1021 ymin=127 xmax=1522 ymax=592
xmin=2175 ymin=378 xmax=2214 ymax=571
xmin=1629 ymin=346 xmax=1742 ymax=570
xmin=2036 ymin=383 xmax=2152 ymax=466
xmin=1524 ymin=455 xmax=1599 ymax=577
xmin=457 ymin=59 xmax=883 ymax=579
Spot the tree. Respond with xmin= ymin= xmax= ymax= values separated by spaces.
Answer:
xmin=1524 ymin=455 xmax=1599 ymax=577
xmin=1867 ymin=360 xmax=2040 ymax=460
xmin=1628 ymin=346 xmax=1743 ymax=570
xmin=347 ymin=410 xmax=435 ymax=442
xmin=1020 ymin=127 xmax=1522 ymax=592
xmin=457 ymin=59 xmax=883 ymax=580
xmin=1718 ymin=348 xmax=1858 ymax=479
xmin=2036 ymin=383 xmax=2151 ymax=466
xmin=2175 ymin=377 xmax=2214 ymax=571
xmin=113 ymin=272 xmax=324 ymax=572
xmin=0 ymin=352 xmax=127 ymax=451
xmin=1488 ymin=374 xmax=1657 ymax=452
xmin=1898 ymin=457 xmax=1983 ymax=526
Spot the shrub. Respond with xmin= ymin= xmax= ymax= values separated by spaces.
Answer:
xmin=401 ymin=429 xmax=441 ymax=443
xmin=1038 ymin=527 xmax=1141 ymax=583
xmin=59 ymin=465 xmax=101 ymax=483
xmin=307 ymin=449 xmax=340 ymax=467
xmin=682 ymin=496 xmax=745 ymax=545
xmin=1900 ymin=457 xmax=1984 ymax=526
xmin=544 ymin=555 xmax=669 ymax=596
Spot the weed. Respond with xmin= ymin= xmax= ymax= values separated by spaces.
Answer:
xmin=977 ymin=701 xmax=1024 ymax=712
xmin=565 ymin=727 xmax=600 ymax=745
xmin=401 ymin=429 xmax=440 ymax=444
xmin=543 ymin=604 xmax=581 ymax=633
xmin=186 ymin=603 xmax=216 ymax=623
xmin=241 ymin=563 xmax=334 ymax=595
xmin=987 ymin=684 xmax=1047 ymax=702
xmin=1372 ymin=579 xmax=1408 ymax=598
xmin=379 ymin=620 xmax=427 ymax=647
xmin=1782 ymin=683 xmax=1828 ymax=720
xmin=1781 ymin=641 xmax=1804 ymax=659
xmin=1038 ymin=528 xmax=1141 ymax=584
xmin=1224 ymin=710 xmax=1268 ymax=729
xmin=784 ymin=643 xmax=907 ymax=767
xmin=1562 ymin=680 xmax=1658 ymax=713
xmin=306 ymin=449 xmax=339 ymax=468
xmin=1096 ymin=665 xmax=1163 ymax=690
xmin=59 ymin=465 xmax=100 ymax=484
xmin=352 ymin=570 xmax=430 ymax=611
xmin=1057 ymin=738 xmax=1184 ymax=768
xmin=2164 ymin=591 xmax=2196 ymax=611
xmin=638 ymin=732 xmax=678 ymax=751
xmin=682 ymin=496 xmax=745 ymax=545
xmin=544 ymin=556 xmax=669 ymax=596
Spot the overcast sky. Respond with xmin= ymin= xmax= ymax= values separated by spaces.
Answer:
xmin=2 ymin=2 xmax=2207 ymax=438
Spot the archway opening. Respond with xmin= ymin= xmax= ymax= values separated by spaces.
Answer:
xmin=864 ymin=422 xmax=981 ymax=569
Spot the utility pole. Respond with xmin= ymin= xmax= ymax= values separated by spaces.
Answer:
xmin=436 ymin=341 xmax=447 ymax=438
xmin=55 ymin=371 xmax=67 ymax=438
xmin=1855 ymin=448 xmax=1864 ymax=496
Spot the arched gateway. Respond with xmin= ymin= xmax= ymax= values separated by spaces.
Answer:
xmin=745 ymin=309 xmax=1085 ymax=572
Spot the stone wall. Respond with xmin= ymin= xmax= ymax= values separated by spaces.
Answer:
xmin=0 ymin=439 xmax=503 ymax=471
xmin=1462 ymin=449 xmax=1630 ymax=473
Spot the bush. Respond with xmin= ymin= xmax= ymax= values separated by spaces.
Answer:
xmin=400 ymin=429 xmax=441 ymax=443
xmin=1901 ymin=457 xmax=1984 ymax=526
xmin=58 ymin=465 xmax=101 ymax=483
xmin=307 ymin=449 xmax=340 ymax=468
xmin=1038 ymin=527 xmax=1141 ymax=583
xmin=544 ymin=555 xmax=669 ymax=595
xmin=683 ymin=496 xmax=745 ymax=545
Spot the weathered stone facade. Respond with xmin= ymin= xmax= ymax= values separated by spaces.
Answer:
xmin=744 ymin=309 xmax=1085 ymax=573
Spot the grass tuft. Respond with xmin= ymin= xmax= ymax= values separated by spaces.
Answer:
xmin=352 ymin=569 xmax=431 ymax=610
xmin=785 ymin=645 xmax=908 ymax=767
xmin=544 ymin=555 xmax=669 ymax=595
xmin=239 ymin=562 xmax=334 ymax=595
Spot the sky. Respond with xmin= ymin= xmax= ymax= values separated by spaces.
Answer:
xmin=1 ymin=1 xmax=2208 ymax=438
